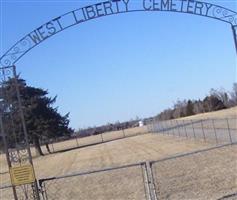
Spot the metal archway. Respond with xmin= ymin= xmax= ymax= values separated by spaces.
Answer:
xmin=0 ymin=0 xmax=237 ymax=68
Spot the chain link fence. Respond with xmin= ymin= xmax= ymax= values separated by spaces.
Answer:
xmin=55 ymin=117 xmax=236 ymax=155
xmin=38 ymin=163 xmax=150 ymax=200
xmin=1 ymin=143 xmax=236 ymax=200
xmin=148 ymin=118 xmax=237 ymax=144
xmin=37 ymin=126 xmax=149 ymax=155
xmin=0 ymin=183 xmax=37 ymax=200
xmin=0 ymin=162 xmax=155 ymax=200
xmin=150 ymin=143 xmax=237 ymax=200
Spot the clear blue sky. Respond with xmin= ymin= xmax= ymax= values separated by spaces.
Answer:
xmin=0 ymin=0 xmax=236 ymax=129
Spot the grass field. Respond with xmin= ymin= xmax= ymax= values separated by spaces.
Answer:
xmin=0 ymin=107 xmax=237 ymax=199
xmin=150 ymin=107 xmax=237 ymax=143
xmin=37 ymin=126 xmax=148 ymax=154
xmin=180 ymin=106 xmax=237 ymax=120
xmin=152 ymin=144 xmax=237 ymax=199
xmin=0 ymin=133 xmax=210 ymax=186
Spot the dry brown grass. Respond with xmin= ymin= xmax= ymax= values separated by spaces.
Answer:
xmin=0 ymin=133 xmax=210 ymax=186
xmin=1 ymin=137 xmax=235 ymax=200
xmin=42 ymin=164 xmax=147 ymax=200
xmin=0 ymin=107 xmax=236 ymax=199
xmin=152 ymin=144 xmax=237 ymax=199
xmin=179 ymin=106 xmax=237 ymax=120
xmin=43 ymin=126 xmax=148 ymax=153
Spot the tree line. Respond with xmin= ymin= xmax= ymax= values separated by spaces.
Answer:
xmin=155 ymin=83 xmax=237 ymax=121
xmin=77 ymin=119 xmax=140 ymax=138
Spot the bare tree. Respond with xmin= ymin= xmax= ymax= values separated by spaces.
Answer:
xmin=210 ymin=88 xmax=229 ymax=107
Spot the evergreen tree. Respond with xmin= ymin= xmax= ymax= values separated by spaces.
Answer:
xmin=1 ymin=78 xmax=73 ymax=156
xmin=186 ymin=100 xmax=194 ymax=116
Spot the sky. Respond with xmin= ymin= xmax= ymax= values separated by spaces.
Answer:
xmin=0 ymin=0 xmax=236 ymax=129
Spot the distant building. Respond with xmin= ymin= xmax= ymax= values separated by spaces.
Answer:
xmin=139 ymin=120 xmax=144 ymax=127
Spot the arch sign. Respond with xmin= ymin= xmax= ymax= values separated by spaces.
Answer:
xmin=0 ymin=0 xmax=237 ymax=68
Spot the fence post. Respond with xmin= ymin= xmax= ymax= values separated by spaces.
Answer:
xmin=154 ymin=120 xmax=157 ymax=134
xmin=147 ymin=123 xmax=151 ymax=133
xmin=157 ymin=121 xmax=160 ymax=134
xmin=150 ymin=120 xmax=153 ymax=133
xmin=75 ymin=136 xmax=79 ymax=147
xmin=165 ymin=121 xmax=168 ymax=135
xmin=159 ymin=120 xmax=163 ymax=135
xmin=152 ymin=118 xmax=155 ymax=133
xmin=200 ymin=120 xmax=206 ymax=142
xmin=191 ymin=120 xmax=196 ymax=139
xmin=176 ymin=120 xmax=181 ymax=137
xmin=154 ymin=119 xmax=158 ymax=134
xmin=122 ymin=129 xmax=126 ymax=138
xmin=142 ymin=163 xmax=152 ymax=200
xmin=51 ymin=141 xmax=55 ymax=153
xmin=168 ymin=121 xmax=171 ymax=135
xmin=183 ymin=120 xmax=188 ymax=138
xmin=212 ymin=119 xmax=218 ymax=144
xmin=38 ymin=181 xmax=48 ymax=200
xmin=165 ymin=121 xmax=169 ymax=135
xmin=156 ymin=121 xmax=160 ymax=133
xmin=163 ymin=121 xmax=166 ymax=135
xmin=150 ymin=121 xmax=153 ymax=133
xmin=171 ymin=120 xmax=175 ymax=136
xmin=167 ymin=121 xmax=170 ymax=135
xmin=226 ymin=118 xmax=233 ymax=143
xmin=143 ymin=162 xmax=158 ymax=200
xmin=155 ymin=118 xmax=158 ymax=133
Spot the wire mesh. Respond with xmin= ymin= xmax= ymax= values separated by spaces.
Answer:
xmin=1 ymin=144 xmax=236 ymax=200
xmin=228 ymin=118 xmax=237 ymax=143
xmin=0 ymin=185 xmax=14 ymax=200
xmin=40 ymin=164 xmax=147 ymax=200
xmin=151 ymin=144 xmax=237 ymax=200
xmin=0 ymin=184 xmax=36 ymax=200
xmin=150 ymin=118 xmax=237 ymax=144
xmin=35 ymin=125 xmax=150 ymax=155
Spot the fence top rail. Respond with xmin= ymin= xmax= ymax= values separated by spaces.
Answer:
xmin=150 ymin=142 xmax=237 ymax=165
xmin=38 ymin=161 xmax=146 ymax=184
xmin=153 ymin=117 xmax=237 ymax=122
xmin=38 ymin=143 xmax=237 ymax=184
xmin=0 ymin=184 xmax=12 ymax=190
